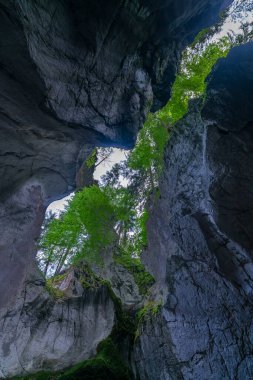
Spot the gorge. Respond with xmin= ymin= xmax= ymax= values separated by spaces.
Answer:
xmin=0 ymin=0 xmax=253 ymax=379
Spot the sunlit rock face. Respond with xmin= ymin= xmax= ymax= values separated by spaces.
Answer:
xmin=0 ymin=0 xmax=232 ymax=377
xmin=136 ymin=42 xmax=253 ymax=380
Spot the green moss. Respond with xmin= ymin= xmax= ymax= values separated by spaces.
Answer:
xmin=137 ymin=300 xmax=162 ymax=322
xmin=158 ymin=37 xmax=231 ymax=126
xmin=77 ymin=262 xmax=104 ymax=289
xmin=114 ymin=252 xmax=154 ymax=296
xmin=85 ymin=148 xmax=97 ymax=168
xmin=134 ymin=300 xmax=162 ymax=342
xmin=45 ymin=280 xmax=65 ymax=301
xmin=13 ymin=338 xmax=130 ymax=380
xmin=59 ymin=337 xmax=131 ymax=380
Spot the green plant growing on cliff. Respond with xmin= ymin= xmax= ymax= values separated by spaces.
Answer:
xmin=158 ymin=37 xmax=231 ymax=125
xmin=114 ymin=248 xmax=154 ymax=296
xmin=85 ymin=148 xmax=97 ymax=168
xmin=85 ymin=147 xmax=114 ymax=169
xmin=128 ymin=113 xmax=169 ymax=192
xmin=45 ymin=278 xmax=65 ymax=301
xmin=122 ymin=36 xmax=231 ymax=205
xmin=39 ymin=36 xmax=232 ymax=284
xmin=39 ymin=182 xmax=149 ymax=276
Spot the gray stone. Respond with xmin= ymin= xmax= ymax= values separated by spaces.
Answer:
xmin=134 ymin=43 xmax=253 ymax=380
xmin=0 ymin=0 xmax=236 ymax=377
xmin=0 ymin=275 xmax=115 ymax=378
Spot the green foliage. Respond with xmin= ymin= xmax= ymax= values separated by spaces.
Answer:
xmin=134 ymin=300 xmax=163 ymax=342
xmin=40 ymin=186 xmax=118 ymax=271
xmin=75 ymin=262 xmax=105 ymax=289
xmin=126 ymin=37 xmax=231 ymax=194
xmin=158 ymin=37 xmax=231 ymax=125
xmin=138 ymin=209 xmax=149 ymax=248
xmin=115 ymin=249 xmax=154 ymax=296
xmin=103 ymin=187 xmax=136 ymax=231
xmin=70 ymin=186 xmax=116 ymax=260
xmin=137 ymin=300 xmax=162 ymax=322
xmin=85 ymin=148 xmax=97 ymax=168
xmin=45 ymin=279 xmax=65 ymax=300
xmin=128 ymin=113 xmax=169 ymax=182
xmin=38 ymin=33 xmax=232 ymax=297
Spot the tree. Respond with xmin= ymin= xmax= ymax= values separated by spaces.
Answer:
xmin=128 ymin=113 xmax=169 ymax=193
xmin=39 ymin=186 xmax=123 ymax=273
xmin=38 ymin=35 xmax=233 ymax=278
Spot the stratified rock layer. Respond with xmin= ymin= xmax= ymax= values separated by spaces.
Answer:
xmin=134 ymin=42 xmax=253 ymax=380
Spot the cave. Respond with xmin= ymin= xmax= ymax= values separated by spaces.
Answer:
xmin=1 ymin=0 xmax=253 ymax=379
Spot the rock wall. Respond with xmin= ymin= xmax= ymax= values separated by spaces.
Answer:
xmin=0 ymin=0 xmax=228 ymax=313
xmin=0 ymin=274 xmax=115 ymax=378
xmin=0 ymin=0 xmax=236 ymax=378
xmin=134 ymin=42 xmax=253 ymax=380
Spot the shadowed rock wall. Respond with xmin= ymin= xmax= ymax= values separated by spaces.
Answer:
xmin=135 ymin=42 xmax=253 ymax=380
xmin=0 ymin=0 xmax=234 ymax=377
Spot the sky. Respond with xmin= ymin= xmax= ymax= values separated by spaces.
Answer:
xmin=47 ymin=148 xmax=128 ymax=215
xmin=47 ymin=0 xmax=252 ymax=217
xmin=213 ymin=0 xmax=253 ymax=42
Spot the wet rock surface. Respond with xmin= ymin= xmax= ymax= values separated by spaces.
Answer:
xmin=135 ymin=43 xmax=253 ymax=379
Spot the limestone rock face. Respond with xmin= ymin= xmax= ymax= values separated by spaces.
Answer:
xmin=0 ymin=274 xmax=115 ymax=378
xmin=0 ymin=0 xmax=235 ymax=378
xmin=95 ymin=262 xmax=143 ymax=309
xmin=0 ymin=0 xmax=228 ymax=313
xmin=135 ymin=43 xmax=253 ymax=380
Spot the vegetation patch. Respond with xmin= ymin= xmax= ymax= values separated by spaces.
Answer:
xmin=135 ymin=300 xmax=163 ymax=342
xmin=85 ymin=148 xmax=97 ymax=169
xmin=45 ymin=280 xmax=65 ymax=301
xmin=37 ymin=32 xmax=232 ymax=310
xmin=77 ymin=263 xmax=105 ymax=289
xmin=114 ymin=251 xmax=154 ymax=296
xmin=136 ymin=300 xmax=162 ymax=323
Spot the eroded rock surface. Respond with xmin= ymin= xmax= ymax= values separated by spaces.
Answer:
xmin=0 ymin=0 xmax=236 ymax=377
xmin=135 ymin=43 xmax=253 ymax=380
xmin=0 ymin=0 xmax=228 ymax=312
xmin=0 ymin=274 xmax=114 ymax=378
